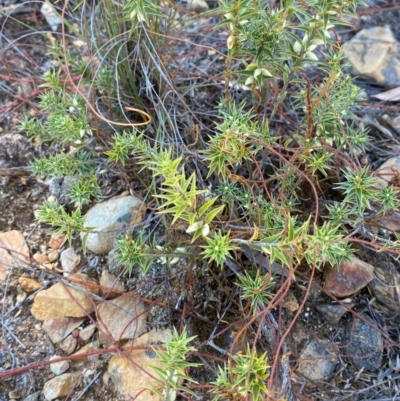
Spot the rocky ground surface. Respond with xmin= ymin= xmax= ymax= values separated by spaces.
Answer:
xmin=2 ymin=1 xmax=400 ymax=401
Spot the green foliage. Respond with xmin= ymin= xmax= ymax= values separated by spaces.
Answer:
xmin=19 ymin=0 xmax=400 ymax=398
xmin=105 ymin=130 xmax=148 ymax=165
xmin=143 ymin=148 xmax=225 ymax=241
xmin=114 ymin=233 xmax=154 ymax=276
xmin=302 ymin=149 xmax=333 ymax=177
xmin=36 ymin=201 xmax=88 ymax=245
xmin=31 ymin=151 xmax=96 ymax=177
xmin=201 ymin=231 xmax=238 ymax=267
xmin=124 ymin=0 xmax=164 ymax=30
xmin=68 ymin=173 xmax=101 ymax=205
xmin=336 ymin=166 xmax=380 ymax=215
xmin=211 ymin=344 xmax=269 ymax=401
xmin=20 ymin=81 xmax=92 ymax=145
xmin=149 ymin=328 xmax=200 ymax=401
xmin=95 ymin=68 xmax=115 ymax=96
xmin=326 ymin=202 xmax=354 ymax=227
xmin=204 ymin=101 xmax=272 ymax=179
xmin=237 ymin=270 xmax=275 ymax=315
xmin=305 ymin=222 xmax=353 ymax=267
xmin=377 ymin=186 xmax=400 ymax=215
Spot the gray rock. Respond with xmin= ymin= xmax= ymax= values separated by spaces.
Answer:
xmin=316 ymin=303 xmax=351 ymax=325
xmin=23 ymin=392 xmax=40 ymax=401
xmin=342 ymin=26 xmax=400 ymax=88
xmin=49 ymin=356 xmax=69 ymax=375
xmin=60 ymin=247 xmax=80 ymax=276
xmin=296 ymin=339 xmax=337 ymax=382
xmin=187 ymin=0 xmax=209 ymax=12
xmin=81 ymin=195 xmax=142 ymax=254
xmin=370 ymin=278 xmax=400 ymax=311
xmin=343 ymin=315 xmax=383 ymax=371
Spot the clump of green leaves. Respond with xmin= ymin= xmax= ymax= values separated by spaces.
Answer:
xmin=237 ymin=270 xmax=276 ymax=315
xmin=19 ymin=0 xmax=400 ymax=398
xmin=36 ymin=201 xmax=88 ymax=245
xmin=204 ymin=101 xmax=273 ymax=179
xmin=142 ymin=147 xmax=227 ymax=242
xmin=211 ymin=345 xmax=269 ymax=401
xmin=20 ymin=70 xmax=92 ymax=145
xmin=105 ymin=129 xmax=148 ymax=165
xmin=202 ymin=231 xmax=238 ymax=267
xmin=20 ymin=71 xmax=100 ymax=207
xmin=114 ymin=233 xmax=154 ymax=275
xmin=149 ymin=328 xmax=200 ymax=401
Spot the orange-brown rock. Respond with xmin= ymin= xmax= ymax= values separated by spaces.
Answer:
xmin=0 ymin=230 xmax=30 ymax=281
xmin=18 ymin=277 xmax=42 ymax=293
xmin=108 ymin=329 xmax=172 ymax=400
xmin=31 ymin=274 xmax=99 ymax=320
xmin=97 ymin=295 xmax=147 ymax=344
xmin=324 ymin=257 xmax=374 ymax=298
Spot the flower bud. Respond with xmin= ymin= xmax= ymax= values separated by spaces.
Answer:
xmin=293 ymin=41 xmax=302 ymax=54
xmin=227 ymin=35 xmax=235 ymax=49
xmin=245 ymin=76 xmax=255 ymax=86
xmin=245 ymin=63 xmax=258 ymax=71
xmin=305 ymin=52 xmax=318 ymax=61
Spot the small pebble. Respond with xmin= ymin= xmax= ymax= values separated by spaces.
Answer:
xmin=8 ymin=390 xmax=20 ymax=399
xmin=19 ymin=277 xmax=41 ymax=293
xmin=49 ymin=356 xmax=70 ymax=375
xmin=48 ymin=250 xmax=59 ymax=262
xmin=59 ymin=335 xmax=77 ymax=355
xmin=33 ymin=253 xmax=49 ymax=265
xmin=48 ymin=233 xmax=66 ymax=249
xmin=79 ymin=324 xmax=96 ymax=342
xmin=16 ymin=289 xmax=27 ymax=304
